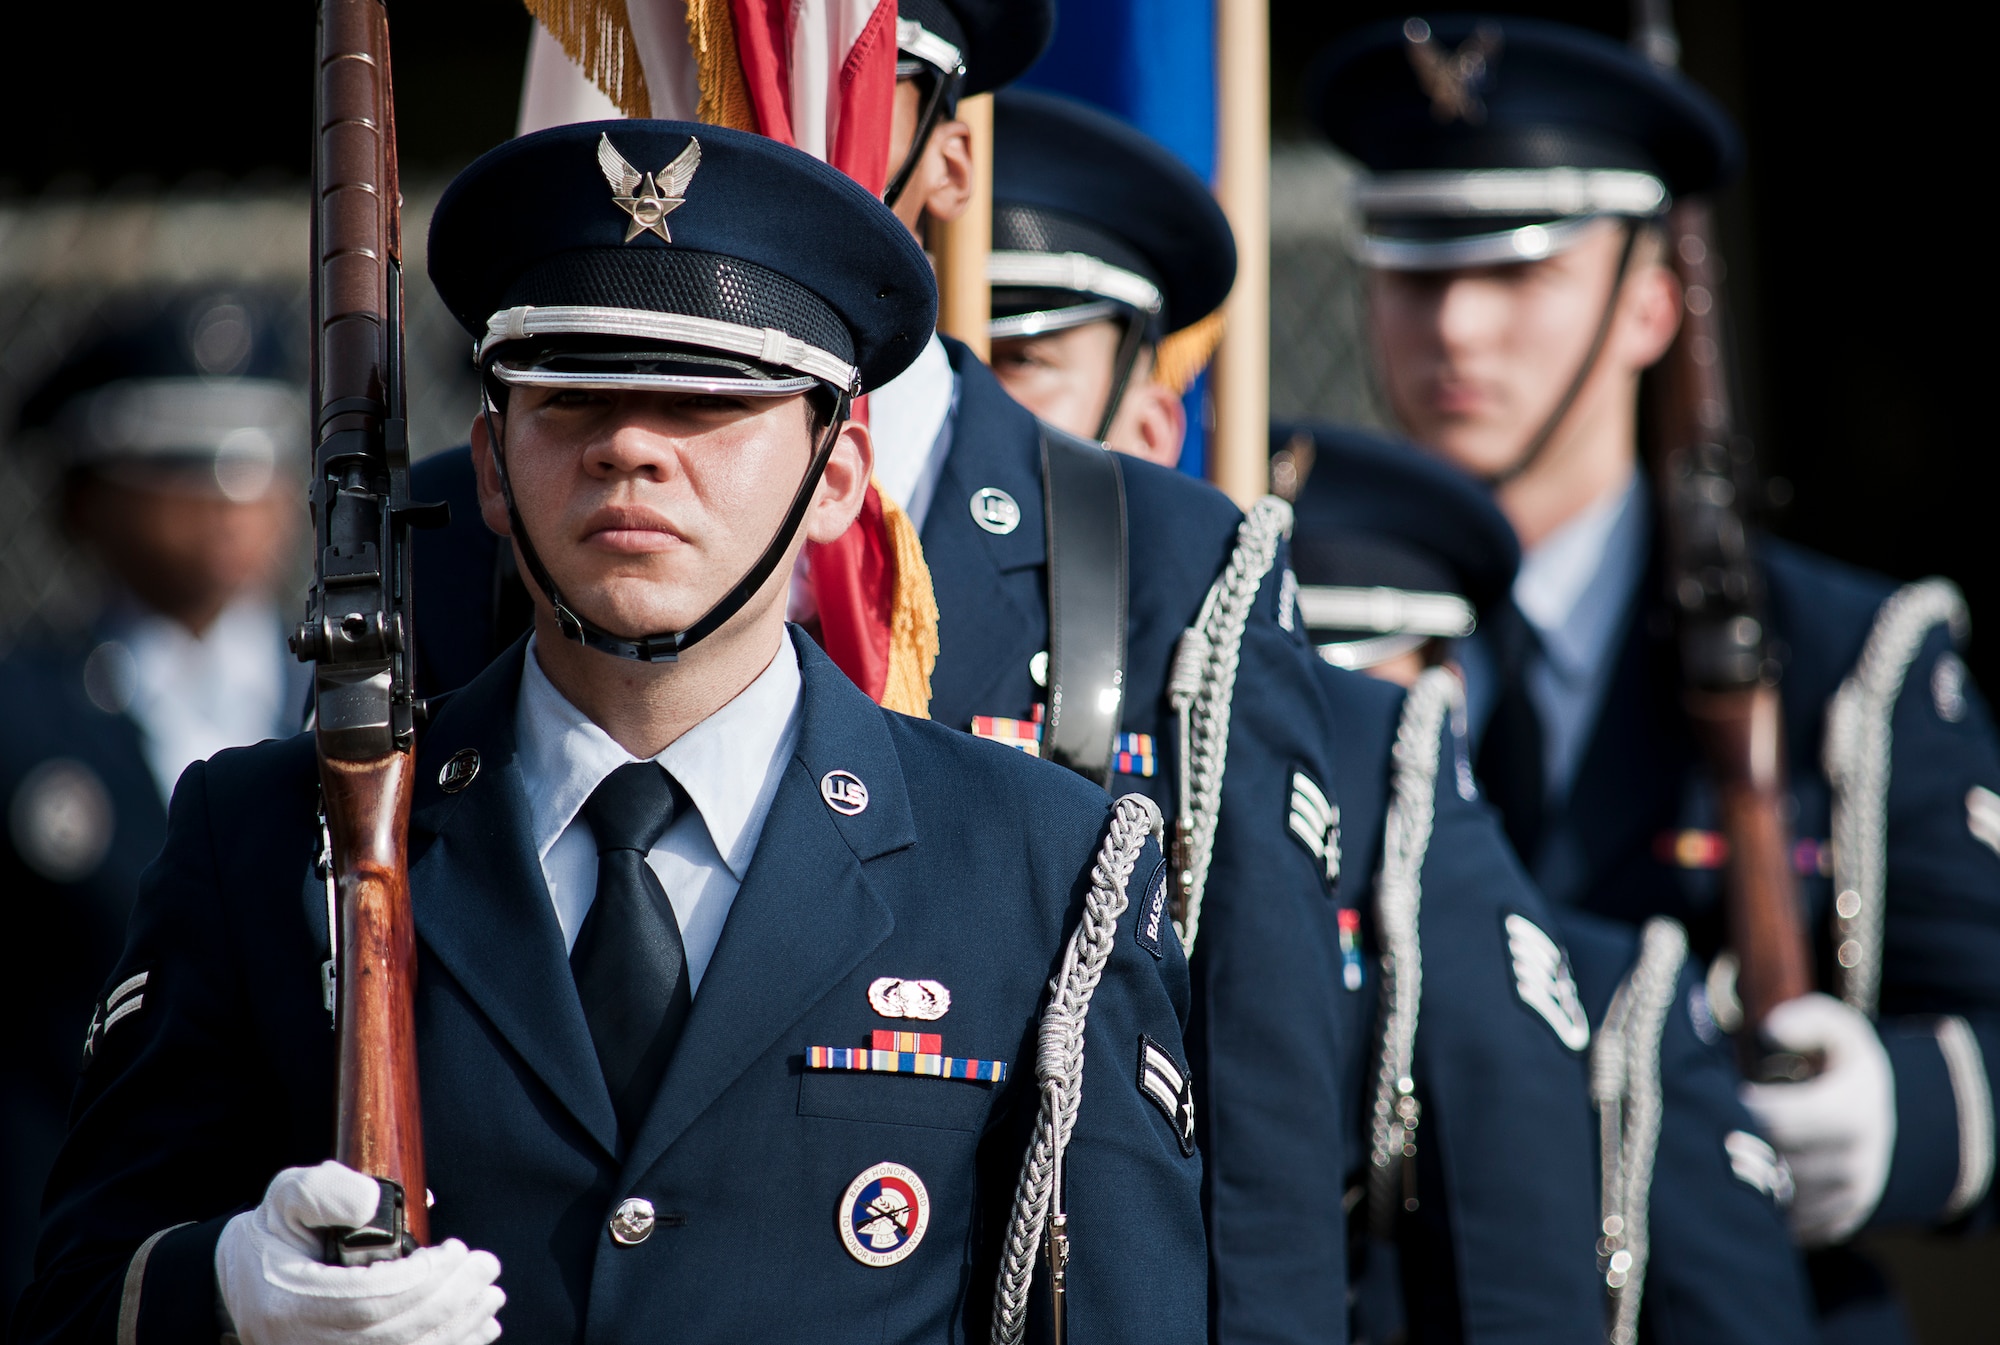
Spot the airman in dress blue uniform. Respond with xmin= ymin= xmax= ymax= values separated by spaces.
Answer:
xmin=1310 ymin=17 xmax=2000 ymax=1340
xmin=13 ymin=121 xmax=1205 ymax=1345
xmin=1285 ymin=421 xmax=1819 ymax=1344
xmin=399 ymin=15 xmax=1374 ymax=1342
xmin=0 ymin=294 xmax=306 ymax=1317
xmin=982 ymin=92 xmax=1608 ymax=1344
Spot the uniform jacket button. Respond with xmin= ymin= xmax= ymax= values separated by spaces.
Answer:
xmin=609 ymin=1197 xmax=655 ymax=1245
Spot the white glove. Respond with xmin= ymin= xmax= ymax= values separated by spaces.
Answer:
xmin=1739 ymin=993 xmax=1896 ymax=1246
xmin=216 ymin=1161 xmax=504 ymax=1345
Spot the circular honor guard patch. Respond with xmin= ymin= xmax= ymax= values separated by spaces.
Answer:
xmin=838 ymin=1162 xmax=930 ymax=1267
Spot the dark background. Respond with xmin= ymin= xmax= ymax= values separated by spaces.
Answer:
xmin=0 ymin=0 xmax=1991 ymax=1336
xmin=3 ymin=0 xmax=1987 ymax=688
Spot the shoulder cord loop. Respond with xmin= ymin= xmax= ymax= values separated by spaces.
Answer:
xmin=1367 ymin=667 xmax=1458 ymax=1236
xmin=992 ymin=793 xmax=1164 ymax=1345
xmin=1824 ymin=578 xmax=1969 ymax=1015
xmin=1167 ymin=496 xmax=1293 ymax=958
xmin=1592 ymin=916 xmax=1689 ymax=1345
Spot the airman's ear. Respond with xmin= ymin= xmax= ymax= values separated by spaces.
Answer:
xmin=803 ymin=417 xmax=875 ymax=545
xmin=469 ymin=413 xmax=513 ymax=538
xmin=1104 ymin=352 xmax=1188 ymax=471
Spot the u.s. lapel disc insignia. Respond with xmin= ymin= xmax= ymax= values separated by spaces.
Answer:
xmin=869 ymin=976 xmax=951 ymax=1020
xmin=838 ymin=1162 xmax=930 ymax=1267
xmin=969 ymin=487 xmax=1021 ymax=535
xmin=1504 ymin=913 xmax=1591 ymax=1051
xmin=821 ymin=770 xmax=869 ymax=816
xmin=438 ymin=748 xmax=480 ymax=794
xmin=597 ymin=133 xmax=702 ymax=243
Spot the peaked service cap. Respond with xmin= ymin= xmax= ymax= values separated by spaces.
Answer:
xmin=428 ymin=120 xmax=937 ymax=395
xmin=1306 ymin=15 xmax=1739 ymax=269
xmin=989 ymin=89 xmax=1235 ymax=338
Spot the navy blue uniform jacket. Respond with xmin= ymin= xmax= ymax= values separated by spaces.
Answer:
xmin=918 ymin=341 xmax=1361 ymax=1345
xmin=0 ymin=642 xmax=167 ymax=1318
xmin=399 ymin=341 xmax=1369 ymax=1344
xmin=1317 ymin=667 xmax=1602 ymax=1345
xmin=14 ymin=632 xmax=1206 ymax=1344
xmin=1520 ymin=535 xmax=2000 ymax=1235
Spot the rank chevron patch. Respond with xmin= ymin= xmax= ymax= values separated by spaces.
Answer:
xmin=1137 ymin=1036 xmax=1197 ymax=1157
xmin=1724 ymin=1129 xmax=1795 ymax=1207
xmin=1503 ymin=913 xmax=1590 ymax=1051
xmin=1287 ymin=770 xmax=1341 ymax=888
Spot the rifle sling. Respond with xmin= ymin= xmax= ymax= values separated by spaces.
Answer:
xmin=1039 ymin=426 xmax=1128 ymax=787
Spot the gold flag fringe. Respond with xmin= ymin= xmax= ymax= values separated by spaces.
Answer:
xmin=1152 ymin=309 xmax=1226 ymax=397
xmin=684 ymin=0 xmax=757 ymax=129
xmin=877 ymin=487 xmax=940 ymax=719
xmin=524 ymin=0 xmax=651 ymax=118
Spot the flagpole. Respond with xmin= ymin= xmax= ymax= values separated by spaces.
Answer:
xmin=933 ymin=92 xmax=993 ymax=361
xmin=1209 ymin=0 xmax=1269 ymax=506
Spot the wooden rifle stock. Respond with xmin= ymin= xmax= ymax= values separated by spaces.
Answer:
xmin=298 ymin=0 xmax=430 ymax=1259
xmin=1650 ymin=199 xmax=1816 ymax=1050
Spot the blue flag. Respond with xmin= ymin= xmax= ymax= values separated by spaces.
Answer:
xmin=1019 ymin=0 xmax=1218 ymax=477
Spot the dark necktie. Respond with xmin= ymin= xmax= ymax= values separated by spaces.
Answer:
xmin=571 ymin=761 xmax=693 ymax=1144
xmin=1475 ymin=599 xmax=1548 ymax=864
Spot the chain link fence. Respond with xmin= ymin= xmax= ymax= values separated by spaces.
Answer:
xmin=0 ymin=183 xmax=480 ymax=652
xmin=1268 ymin=139 xmax=1386 ymax=433
xmin=0 ymin=153 xmax=1380 ymax=645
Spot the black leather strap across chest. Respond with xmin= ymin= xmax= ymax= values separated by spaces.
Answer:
xmin=1038 ymin=425 xmax=1128 ymax=788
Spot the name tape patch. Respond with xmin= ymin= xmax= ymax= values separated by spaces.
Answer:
xmin=1134 ymin=859 xmax=1170 ymax=959
xmin=1504 ymin=914 xmax=1590 ymax=1051
xmin=1138 ymin=1035 xmax=1197 ymax=1157
xmin=1287 ymin=770 xmax=1341 ymax=888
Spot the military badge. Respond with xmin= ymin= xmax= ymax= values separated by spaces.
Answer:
xmin=838 ymin=1162 xmax=930 ymax=1267
xmin=969 ymin=486 xmax=1022 ymax=535
xmin=1337 ymin=908 xmax=1365 ymax=991
xmin=81 ymin=969 xmax=149 ymax=1069
xmin=806 ymin=1030 xmax=1008 ymax=1083
xmin=1724 ymin=1129 xmax=1795 ymax=1207
xmin=1137 ymin=1036 xmax=1197 ymax=1157
xmin=1402 ymin=17 xmax=1503 ymax=125
xmin=869 ymin=976 xmax=951 ymax=1020
xmin=1286 ymin=770 xmax=1341 ymax=888
xmin=1967 ymin=785 xmax=2000 ymax=859
xmin=1504 ymin=913 xmax=1591 ymax=1051
xmin=596 ymin=133 xmax=702 ymax=244
xmin=820 ymin=769 xmax=870 ymax=816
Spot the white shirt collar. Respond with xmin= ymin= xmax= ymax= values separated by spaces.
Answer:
xmin=515 ymin=634 xmax=803 ymax=881
xmin=866 ymin=333 xmax=957 ymax=531
xmin=1513 ymin=470 xmax=1647 ymax=677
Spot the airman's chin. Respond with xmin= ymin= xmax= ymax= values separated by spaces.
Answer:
xmin=560 ymin=576 xmax=717 ymax=645
xmin=1415 ymin=429 xmax=1524 ymax=484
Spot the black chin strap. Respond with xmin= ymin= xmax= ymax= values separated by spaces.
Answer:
xmin=1482 ymin=222 xmax=1642 ymax=488
xmin=884 ymin=67 xmax=964 ymax=210
xmin=1094 ymin=309 xmax=1152 ymax=443
xmin=479 ymin=385 xmax=850 ymax=663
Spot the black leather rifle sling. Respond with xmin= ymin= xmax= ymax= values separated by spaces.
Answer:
xmin=1038 ymin=425 xmax=1128 ymax=788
